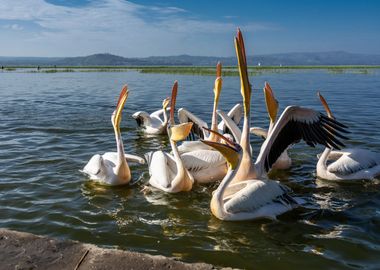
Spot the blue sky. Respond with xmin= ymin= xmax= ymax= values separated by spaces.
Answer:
xmin=0 ymin=0 xmax=379 ymax=57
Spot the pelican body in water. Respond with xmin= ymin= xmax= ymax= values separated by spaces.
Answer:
xmin=202 ymin=129 xmax=299 ymax=221
xmin=82 ymin=85 xmax=145 ymax=185
xmin=145 ymin=81 xmax=194 ymax=193
xmin=317 ymin=93 xmax=380 ymax=181
xmin=132 ymin=98 xmax=170 ymax=135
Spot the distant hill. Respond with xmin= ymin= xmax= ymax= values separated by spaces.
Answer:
xmin=1 ymin=51 xmax=380 ymax=66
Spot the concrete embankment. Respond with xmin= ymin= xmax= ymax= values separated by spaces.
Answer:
xmin=0 ymin=228 xmax=224 ymax=270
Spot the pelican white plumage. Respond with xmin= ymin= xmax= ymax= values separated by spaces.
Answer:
xmin=178 ymin=62 xmax=242 ymax=153
xmin=132 ymin=97 xmax=170 ymax=135
xmin=316 ymin=92 xmax=380 ymax=181
xmin=250 ymin=82 xmax=291 ymax=170
xmin=170 ymin=64 xmax=236 ymax=183
xmin=145 ymin=81 xmax=194 ymax=192
xmin=195 ymin=29 xmax=348 ymax=221
xmin=175 ymin=80 xmax=229 ymax=184
xmin=82 ymin=85 xmax=145 ymax=185
xmin=220 ymin=29 xmax=349 ymax=188
xmin=201 ymin=129 xmax=299 ymax=221
xmin=177 ymin=74 xmax=229 ymax=183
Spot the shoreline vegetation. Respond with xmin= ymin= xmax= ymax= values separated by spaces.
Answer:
xmin=1 ymin=65 xmax=379 ymax=75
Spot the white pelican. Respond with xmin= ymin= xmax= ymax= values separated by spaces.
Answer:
xmin=250 ymin=82 xmax=291 ymax=170
xmin=221 ymin=29 xmax=349 ymax=188
xmin=178 ymin=77 xmax=229 ymax=184
xmin=317 ymin=92 xmax=380 ymax=181
xmin=82 ymin=85 xmax=145 ymax=185
xmin=132 ymin=98 xmax=170 ymax=135
xmin=145 ymin=81 xmax=194 ymax=193
xmin=168 ymin=65 xmax=235 ymax=183
xmin=201 ymin=129 xmax=299 ymax=221
xmin=178 ymin=62 xmax=243 ymax=152
xmin=176 ymin=79 xmax=229 ymax=184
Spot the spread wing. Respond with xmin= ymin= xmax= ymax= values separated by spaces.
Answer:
xmin=178 ymin=108 xmax=208 ymax=140
xmin=255 ymin=106 xmax=350 ymax=174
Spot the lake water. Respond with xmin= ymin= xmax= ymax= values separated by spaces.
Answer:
xmin=1 ymin=69 xmax=380 ymax=269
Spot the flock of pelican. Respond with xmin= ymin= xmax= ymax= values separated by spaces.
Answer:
xmin=82 ymin=29 xmax=380 ymax=221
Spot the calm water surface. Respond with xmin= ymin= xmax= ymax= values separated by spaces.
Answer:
xmin=1 ymin=70 xmax=380 ymax=269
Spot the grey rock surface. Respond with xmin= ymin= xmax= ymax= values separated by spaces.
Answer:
xmin=0 ymin=228 xmax=225 ymax=270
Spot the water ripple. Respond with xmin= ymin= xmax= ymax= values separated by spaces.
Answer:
xmin=0 ymin=71 xmax=380 ymax=269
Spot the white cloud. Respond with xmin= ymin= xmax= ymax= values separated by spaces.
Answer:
xmin=3 ymin=24 xmax=24 ymax=30
xmin=0 ymin=0 xmax=276 ymax=57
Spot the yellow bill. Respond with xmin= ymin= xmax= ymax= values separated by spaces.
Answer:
xmin=114 ymin=85 xmax=129 ymax=129
xmin=234 ymin=28 xmax=251 ymax=115
xmin=264 ymin=82 xmax=279 ymax=123
xmin=162 ymin=97 xmax=170 ymax=110
xmin=170 ymin=122 xmax=193 ymax=142
xmin=201 ymin=127 xmax=241 ymax=169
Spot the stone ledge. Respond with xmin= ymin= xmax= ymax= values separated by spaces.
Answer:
xmin=0 ymin=228 xmax=226 ymax=270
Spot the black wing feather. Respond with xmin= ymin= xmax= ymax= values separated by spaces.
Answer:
xmin=264 ymin=111 xmax=349 ymax=172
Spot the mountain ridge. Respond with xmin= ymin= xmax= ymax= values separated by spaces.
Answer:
xmin=1 ymin=51 xmax=380 ymax=66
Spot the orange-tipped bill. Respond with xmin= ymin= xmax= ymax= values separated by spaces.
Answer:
xmin=237 ymin=28 xmax=247 ymax=67
xmin=234 ymin=29 xmax=251 ymax=114
xmin=170 ymin=81 xmax=178 ymax=124
xmin=216 ymin=61 xmax=222 ymax=78
xmin=317 ymin=92 xmax=334 ymax=119
xmin=114 ymin=85 xmax=129 ymax=129
xmin=264 ymin=82 xmax=279 ymax=123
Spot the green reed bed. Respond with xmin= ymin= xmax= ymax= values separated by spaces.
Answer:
xmin=1 ymin=65 xmax=379 ymax=75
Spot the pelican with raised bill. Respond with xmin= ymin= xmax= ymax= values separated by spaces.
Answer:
xmin=144 ymin=81 xmax=194 ymax=193
xmin=201 ymin=128 xmax=300 ymax=221
xmin=132 ymin=96 xmax=170 ymax=135
xmin=81 ymin=85 xmax=145 ymax=185
xmin=250 ymin=82 xmax=292 ymax=170
xmin=217 ymin=28 xmax=349 ymax=190
xmin=317 ymin=92 xmax=380 ymax=181
xmin=177 ymin=62 xmax=242 ymax=153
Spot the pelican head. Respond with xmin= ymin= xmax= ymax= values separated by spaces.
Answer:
xmin=201 ymin=127 xmax=242 ymax=169
xmin=169 ymin=122 xmax=193 ymax=142
xmin=264 ymin=82 xmax=279 ymax=124
xmin=162 ymin=97 xmax=170 ymax=110
xmin=111 ymin=85 xmax=129 ymax=133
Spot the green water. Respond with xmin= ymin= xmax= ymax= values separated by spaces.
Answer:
xmin=0 ymin=70 xmax=379 ymax=269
